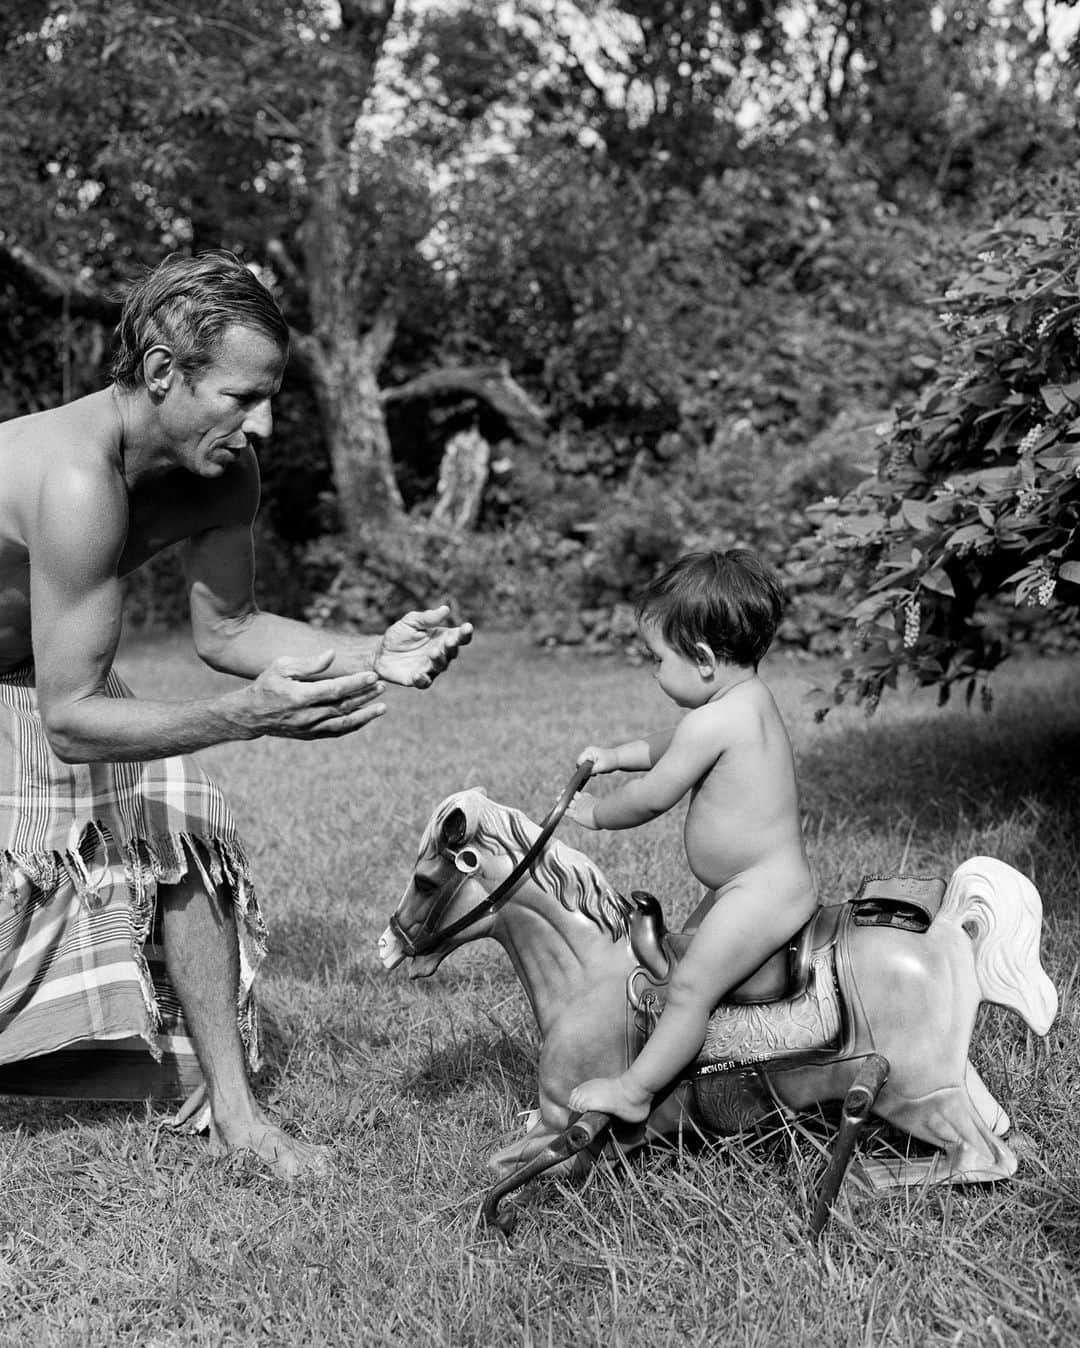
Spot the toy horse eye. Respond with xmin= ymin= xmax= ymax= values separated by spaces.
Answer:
xmin=455 ymin=848 xmax=480 ymax=874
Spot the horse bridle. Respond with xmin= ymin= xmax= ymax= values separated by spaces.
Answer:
xmin=390 ymin=761 xmax=594 ymax=959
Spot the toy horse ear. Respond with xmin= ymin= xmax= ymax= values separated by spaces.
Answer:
xmin=439 ymin=807 xmax=469 ymax=851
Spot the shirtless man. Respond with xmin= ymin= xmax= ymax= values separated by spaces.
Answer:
xmin=565 ymin=549 xmax=816 ymax=1122
xmin=0 ymin=250 xmax=471 ymax=1177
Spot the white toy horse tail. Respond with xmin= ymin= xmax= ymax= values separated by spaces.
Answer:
xmin=936 ymin=856 xmax=1058 ymax=1035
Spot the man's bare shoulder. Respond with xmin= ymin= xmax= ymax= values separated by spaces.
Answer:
xmin=0 ymin=392 xmax=121 ymax=477
xmin=0 ymin=391 xmax=126 ymax=548
xmin=0 ymin=389 xmax=118 ymax=448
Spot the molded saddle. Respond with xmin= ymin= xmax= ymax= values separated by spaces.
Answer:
xmin=628 ymin=889 xmax=834 ymax=1004
xmin=628 ymin=872 xmax=948 ymax=1006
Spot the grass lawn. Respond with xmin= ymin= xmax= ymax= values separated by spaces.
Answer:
xmin=1 ymin=632 xmax=1078 ymax=1347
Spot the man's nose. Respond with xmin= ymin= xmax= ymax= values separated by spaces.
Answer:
xmin=242 ymin=398 xmax=273 ymax=439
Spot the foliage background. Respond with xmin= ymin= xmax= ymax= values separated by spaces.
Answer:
xmin=1 ymin=0 xmax=1079 ymax=707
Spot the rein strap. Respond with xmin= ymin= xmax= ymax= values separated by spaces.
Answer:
xmin=398 ymin=761 xmax=593 ymax=957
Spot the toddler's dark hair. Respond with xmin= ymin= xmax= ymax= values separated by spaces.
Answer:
xmin=635 ymin=549 xmax=785 ymax=668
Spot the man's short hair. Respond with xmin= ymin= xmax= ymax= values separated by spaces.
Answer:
xmin=110 ymin=250 xmax=290 ymax=389
xmin=636 ymin=549 xmax=785 ymax=669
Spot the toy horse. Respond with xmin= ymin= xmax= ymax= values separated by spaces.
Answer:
xmin=379 ymin=776 xmax=1057 ymax=1232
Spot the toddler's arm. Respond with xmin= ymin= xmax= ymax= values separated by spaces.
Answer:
xmin=591 ymin=706 xmax=727 ymax=830
xmin=577 ymin=729 xmax=674 ymax=775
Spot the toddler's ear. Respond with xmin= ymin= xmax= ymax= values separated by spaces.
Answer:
xmin=694 ymin=642 xmax=717 ymax=677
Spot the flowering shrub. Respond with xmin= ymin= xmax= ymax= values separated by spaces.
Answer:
xmin=808 ymin=195 xmax=1080 ymax=712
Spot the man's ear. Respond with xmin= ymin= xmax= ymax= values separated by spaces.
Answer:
xmin=142 ymin=346 xmax=178 ymax=397
xmin=694 ymin=642 xmax=717 ymax=677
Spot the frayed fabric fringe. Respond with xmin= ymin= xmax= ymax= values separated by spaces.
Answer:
xmin=0 ymin=824 xmax=266 ymax=1071
xmin=0 ymin=663 xmax=266 ymax=1078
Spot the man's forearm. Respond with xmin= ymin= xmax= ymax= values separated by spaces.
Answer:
xmin=42 ymin=687 xmax=257 ymax=764
xmin=195 ymin=608 xmax=380 ymax=679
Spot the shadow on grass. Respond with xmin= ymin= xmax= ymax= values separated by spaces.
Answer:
xmin=0 ymin=1095 xmax=140 ymax=1135
xmin=405 ymin=1030 xmax=536 ymax=1107
xmin=803 ymin=714 xmax=1080 ymax=826
xmin=800 ymin=710 xmax=1080 ymax=880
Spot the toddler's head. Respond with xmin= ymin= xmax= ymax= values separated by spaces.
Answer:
xmin=636 ymin=549 xmax=785 ymax=670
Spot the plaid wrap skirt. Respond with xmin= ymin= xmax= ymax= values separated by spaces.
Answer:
xmin=0 ymin=662 xmax=266 ymax=1101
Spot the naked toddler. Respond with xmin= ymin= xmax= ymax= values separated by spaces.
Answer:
xmin=566 ymin=548 xmax=817 ymax=1122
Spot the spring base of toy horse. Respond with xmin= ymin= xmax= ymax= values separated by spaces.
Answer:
xmin=479 ymin=1111 xmax=611 ymax=1236
xmin=809 ymin=1053 xmax=890 ymax=1239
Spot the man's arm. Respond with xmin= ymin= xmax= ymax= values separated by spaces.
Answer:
xmin=30 ymin=462 xmax=385 ymax=763
xmin=183 ymin=463 xmax=472 ymax=689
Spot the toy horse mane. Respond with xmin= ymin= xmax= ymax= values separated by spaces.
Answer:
xmin=435 ymin=789 xmax=633 ymax=942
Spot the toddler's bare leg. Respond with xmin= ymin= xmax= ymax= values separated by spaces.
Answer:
xmin=571 ymin=880 xmax=805 ymax=1121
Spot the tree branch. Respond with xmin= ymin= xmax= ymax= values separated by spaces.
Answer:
xmin=359 ymin=294 xmax=400 ymax=369
xmin=382 ymin=364 xmax=548 ymax=449
xmin=0 ymin=239 xmax=119 ymax=320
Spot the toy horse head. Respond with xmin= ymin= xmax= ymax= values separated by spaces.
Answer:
xmin=379 ymin=787 xmax=498 ymax=977
xmin=380 ymin=785 xmax=632 ymax=978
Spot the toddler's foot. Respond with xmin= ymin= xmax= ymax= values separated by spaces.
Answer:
xmin=569 ymin=1074 xmax=653 ymax=1122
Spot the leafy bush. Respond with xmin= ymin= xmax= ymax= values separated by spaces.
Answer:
xmin=302 ymin=519 xmax=573 ymax=633
xmin=808 ymin=188 xmax=1080 ymax=712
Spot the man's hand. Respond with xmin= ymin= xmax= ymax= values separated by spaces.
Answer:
xmin=238 ymin=651 xmax=388 ymax=740
xmin=374 ymin=605 xmax=474 ymax=689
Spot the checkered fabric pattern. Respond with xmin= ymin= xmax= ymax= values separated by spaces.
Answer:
xmin=0 ymin=663 xmax=266 ymax=1099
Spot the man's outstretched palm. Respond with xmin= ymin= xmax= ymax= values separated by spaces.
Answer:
xmin=375 ymin=605 xmax=474 ymax=688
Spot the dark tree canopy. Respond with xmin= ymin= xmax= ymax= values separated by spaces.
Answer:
xmin=2 ymin=0 xmax=1078 ymax=657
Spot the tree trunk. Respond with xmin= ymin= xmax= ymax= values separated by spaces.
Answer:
xmin=294 ymin=326 xmax=405 ymax=546
xmin=431 ymin=428 xmax=491 ymax=532
xmin=298 ymin=87 xmax=405 ymax=545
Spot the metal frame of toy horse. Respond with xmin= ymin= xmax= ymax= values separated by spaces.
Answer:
xmin=477 ymin=1056 xmax=892 ymax=1238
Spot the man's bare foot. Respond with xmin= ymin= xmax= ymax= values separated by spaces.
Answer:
xmin=569 ymin=1074 xmax=653 ymax=1122
xmin=210 ymin=1116 xmax=334 ymax=1181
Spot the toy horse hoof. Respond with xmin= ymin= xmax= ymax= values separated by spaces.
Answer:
xmin=480 ymin=1195 xmax=518 ymax=1237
